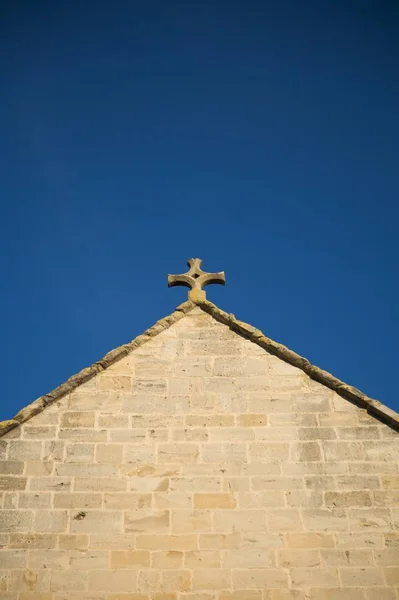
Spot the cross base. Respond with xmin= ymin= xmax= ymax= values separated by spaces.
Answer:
xmin=188 ymin=288 xmax=206 ymax=302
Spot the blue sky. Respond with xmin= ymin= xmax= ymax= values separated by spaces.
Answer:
xmin=0 ymin=0 xmax=398 ymax=419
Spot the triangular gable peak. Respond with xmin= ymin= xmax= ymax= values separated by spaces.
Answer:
xmin=1 ymin=297 xmax=398 ymax=437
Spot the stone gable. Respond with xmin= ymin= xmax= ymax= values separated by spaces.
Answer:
xmin=0 ymin=306 xmax=398 ymax=599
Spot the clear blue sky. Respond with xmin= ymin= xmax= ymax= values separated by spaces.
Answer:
xmin=1 ymin=0 xmax=398 ymax=420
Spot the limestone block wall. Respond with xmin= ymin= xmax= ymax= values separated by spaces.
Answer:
xmin=0 ymin=307 xmax=398 ymax=600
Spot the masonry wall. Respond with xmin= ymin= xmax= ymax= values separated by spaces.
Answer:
xmin=0 ymin=306 xmax=398 ymax=600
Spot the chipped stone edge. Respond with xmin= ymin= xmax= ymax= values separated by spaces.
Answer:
xmin=0 ymin=300 xmax=195 ymax=438
xmin=1 ymin=296 xmax=398 ymax=437
xmin=195 ymin=298 xmax=399 ymax=432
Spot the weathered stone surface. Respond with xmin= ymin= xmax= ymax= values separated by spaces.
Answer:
xmin=0 ymin=301 xmax=398 ymax=598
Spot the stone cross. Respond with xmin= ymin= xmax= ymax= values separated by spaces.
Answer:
xmin=168 ymin=258 xmax=225 ymax=301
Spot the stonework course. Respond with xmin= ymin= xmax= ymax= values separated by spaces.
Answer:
xmin=0 ymin=305 xmax=398 ymax=599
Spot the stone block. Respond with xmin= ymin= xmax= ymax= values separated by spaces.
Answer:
xmin=124 ymin=445 xmax=155 ymax=465
xmin=185 ymin=550 xmax=220 ymax=568
xmin=194 ymin=493 xmax=236 ymax=509
xmin=291 ymin=442 xmax=322 ymax=462
xmin=111 ymin=430 xmax=146 ymax=443
xmin=339 ymin=567 xmax=384 ymax=586
xmin=0 ymin=550 xmax=26 ymax=568
xmin=383 ymin=567 xmax=399 ymax=585
xmin=202 ymin=443 xmax=247 ymax=463
xmin=0 ymin=511 xmax=33 ymax=532
xmin=320 ymin=549 xmax=374 ymax=566
xmin=186 ymin=415 xmax=234 ymax=428
xmin=158 ymin=443 xmax=199 ymax=463
xmin=335 ymin=475 xmax=380 ymax=489
xmin=43 ymin=441 xmax=65 ymax=461
xmin=137 ymin=534 xmax=197 ymax=551
xmin=169 ymin=379 xmax=199 ymax=395
xmin=299 ymin=428 xmax=336 ymax=440
xmin=336 ymin=426 xmax=381 ymax=440
xmin=69 ymin=391 xmax=124 ymax=412
xmin=34 ymin=511 xmax=68 ymax=533
xmin=285 ymin=490 xmax=323 ymax=508
xmin=364 ymin=589 xmax=396 ymax=600
xmin=9 ymin=569 xmax=51 ymax=592
xmin=70 ymin=510 xmax=122 ymax=533
xmin=154 ymin=493 xmax=192 ymax=509
xmin=9 ymin=534 xmax=56 ymax=549
xmin=98 ymin=375 xmax=132 ymax=391
xmin=111 ymin=550 xmax=150 ymax=569
xmin=290 ymin=568 xmax=339 ymax=587
xmin=252 ymin=477 xmax=304 ymax=491
xmin=209 ymin=427 xmax=254 ymax=442
xmin=19 ymin=593 xmax=53 ymax=600
xmin=222 ymin=547 xmax=274 ymax=568
xmin=0 ymin=477 xmax=27 ymax=491
xmin=96 ymin=444 xmax=124 ymax=464
xmin=89 ymin=533 xmax=135 ymax=550
xmin=301 ymin=509 xmax=348 ymax=532
xmin=162 ymin=570 xmax=191 ymax=592
xmin=98 ymin=414 xmax=130 ymax=428
xmin=58 ymin=429 xmax=107 ymax=442
xmin=213 ymin=510 xmax=265 ymax=533
xmin=306 ymin=589 xmax=364 ymax=600
xmin=266 ymin=509 xmax=303 ymax=532
xmin=74 ymin=477 xmax=126 ymax=492
xmin=232 ymin=569 xmax=288 ymax=589
xmin=104 ymin=493 xmax=151 ymax=510
xmin=222 ymin=477 xmax=250 ymax=492
xmin=65 ymin=443 xmax=95 ymax=463
xmin=322 ymin=441 xmax=364 ymax=461
xmin=28 ymin=550 xmax=69 ymax=569
xmin=239 ymin=491 xmax=284 ymax=508
xmin=69 ymin=549 xmax=110 ymax=569
xmin=348 ymin=508 xmax=392 ymax=531
xmin=0 ymin=461 xmax=24 ymax=475
xmin=363 ymin=441 xmax=399 ymax=462
xmin=199 ymin=533 xmax=241 ymax=549
xmin=29 ymin=477 xmax=72 ymax=492
xmin=255 ymin=427 xmax=299 ymax=441
xmin=213 ymin=357 xmax=267 ymax=376
xmin=278 ymin=549 xmax=320 ymax=568
xmin=58 ymin=534 xmax=88 ymax=550
xmin=124 ymin=510 xmax=169 ymax=533
xmin=335 ymin=533 xmax=384 ymax=549
xmin=237 ymin=414 xmax=268 ymax=427
xmin=291 ymin=394 xmax=331 ymax=413
xmin=186 ymin=340 xmax=242 ymax=356
xmin=60 ymin=412 xmax=95 ymax=428
xmin=8 ymin=441 xmax=42 ymax=460
xmin=325 ymin=491 xmax=372 ymax=508
xmin=173 ymin=429 xmax=208 ymax=442
xmin=171 ymin=510 xmax=212 ymax=534
xmin=382 ymin=475 xmax=399 ymax=489
xmin=174 ymin=358 xmax=212 ymax=377
xmin=373 ymin=490 xmax=399 ymax=506
xmin=220 ymin=593 xmax=262 ymax=600
xmin=270 ymin=413 xmax=317 ymax=426
xmin=152 ymin=550 xmax=183 ymax=569
xmin=87 ymin=570 xmax=135 ymax=592
xmin=19 ymin=493 xmax=52 ymax=509
xmin=192 ymin=569 xmax=231 ymax=590
xmin=53 ymin=493 xmax=102 ymax=509
xmin=331 ymin=393 xmax=359 ymax=412
xmin=136 ymin=570 xmax=161 ymax=592
xmin=4 ymin=491 xmax=18 ymax=508
xmin=249 ymin=443 xmax=290 ymax=461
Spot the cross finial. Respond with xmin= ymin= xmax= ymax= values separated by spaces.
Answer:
xmin=168 ymin=258 xmax=225 ymax=301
